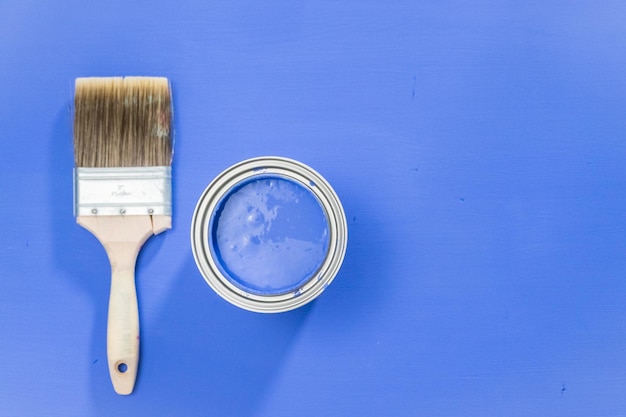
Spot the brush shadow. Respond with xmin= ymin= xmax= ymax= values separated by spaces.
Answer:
xmin=49 ymin=103 xmax=179 ymax=403
xmin=48 ymin=102 xmax=113 ymax=395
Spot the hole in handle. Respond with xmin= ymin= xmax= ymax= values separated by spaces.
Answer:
xmin=117 ymin=362 xmax=128 ymax=373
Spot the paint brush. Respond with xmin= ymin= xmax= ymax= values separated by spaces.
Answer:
xmin=73 ymin=76 xmax=173 ymax=394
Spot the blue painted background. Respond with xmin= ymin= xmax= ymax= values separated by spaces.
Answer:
xmin=1 ymin=1 xmax=626 ymax=415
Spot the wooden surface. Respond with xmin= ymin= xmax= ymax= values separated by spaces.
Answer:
xmin=1 ymin=1 xmax=626 ymax=416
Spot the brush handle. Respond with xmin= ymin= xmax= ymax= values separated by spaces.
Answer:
xmin=106 ymin=240 xmax=144 ymax=395
xmin=77 ymin=215 xmax=170 ymax=395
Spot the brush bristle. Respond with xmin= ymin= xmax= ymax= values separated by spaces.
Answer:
xmin=73 ymin=77 xmax=172 ymax=168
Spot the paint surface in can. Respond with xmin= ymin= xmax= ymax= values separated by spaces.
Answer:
xmin=210 ymin=175 xmax=330 ymax=295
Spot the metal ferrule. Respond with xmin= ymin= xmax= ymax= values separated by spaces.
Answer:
xmin=74 ymin=166 xmax=172 ymax=216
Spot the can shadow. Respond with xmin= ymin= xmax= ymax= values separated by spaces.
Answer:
xmin=132 ymin=256 xmax=312 ymax=416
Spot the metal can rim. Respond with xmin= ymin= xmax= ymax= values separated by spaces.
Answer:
xmin=190 ymin=156 xmax=348 ymax=313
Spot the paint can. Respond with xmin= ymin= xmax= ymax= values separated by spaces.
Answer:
xmin=191 ymin=156 xmax=348 ymax=313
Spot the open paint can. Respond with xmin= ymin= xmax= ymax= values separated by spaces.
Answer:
xmin=191 ymin=157 xmax=348 ymax=313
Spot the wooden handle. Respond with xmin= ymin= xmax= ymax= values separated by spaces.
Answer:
xmin=77 ymin=215 xmax=170 ymax=395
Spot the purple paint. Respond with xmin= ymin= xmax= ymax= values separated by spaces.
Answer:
xmin=209 ymin=176 xmax=330 ymax=295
